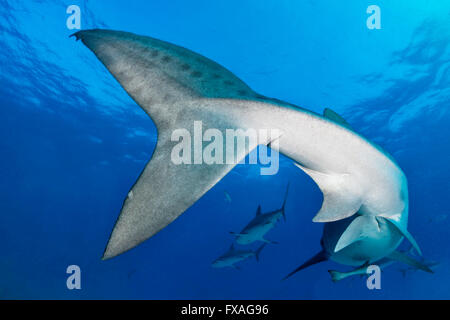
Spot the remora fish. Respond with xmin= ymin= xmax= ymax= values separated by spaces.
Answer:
xmin=212 ymin=243 xmax=266 ymax=269
xmin=230 ymin=183 xmax=289 ymax=244
xmin=72 ymin=29 xmax=419 ymax=261
xmin=283 ymin=215 xmax=432 ymax=280
xmin=328 ymin=258 xmax=395 ymax=282
xmin=328 ymin=255 xmax=439 ymax=282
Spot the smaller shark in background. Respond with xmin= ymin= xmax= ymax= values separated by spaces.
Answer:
xmin=212 ymin=243 xmax=266 ymax=269
xmin=230 ymin=184 xmax=289 ymax=245
xmin=399 ymin=260 xmax=440 ymax=278
xmin=397 ymin=246 xmax=440 ymax=278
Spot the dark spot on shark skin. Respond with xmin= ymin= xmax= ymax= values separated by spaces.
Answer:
xmin=212 ymin=73 xmax=221 ymax=79
xmin=224 ymin=80 xmax=234 ymax=86
xmin=180 ymin=63 xmax=190 ymax=71
xmin=237 ymin=90 xmax=247 ymax=96
xmin=161 ymin=55 xmax=171 ymax=63
xmin=163 ymin=93 xmax=173 ymax=102
xmin=191 ymin=71 xmax=202 ymax=78
xmin=151 ymin=50 xmax=159 ymax=57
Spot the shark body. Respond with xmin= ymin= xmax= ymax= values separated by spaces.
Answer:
xmin=212 ymin=243 xmax=266 ymax=269
xmin=231 ymin=184 xmax=289 ymax=245
xmin=72 ymin=29 xmax=420 ymax=263
xmin=284 ymin=215 xmax=432 ymax=280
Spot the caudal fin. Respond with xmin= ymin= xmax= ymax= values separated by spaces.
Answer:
xmin=73 ymin=29 xmax=276 ymax=259
xmin=255 ymin=243 xmax=267 ymax=262
xmin=280 ymin=182 xmax=290 ymax=222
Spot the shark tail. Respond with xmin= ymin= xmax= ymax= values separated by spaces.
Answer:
xmin=282 ymin=250 xmax=328 ymax=280
xmin=255 ymin=243 xmax=267 ymax=262
xmin=72 ymin=29 xmax=275 ymax=259
xmin=280 ymin=182 xmax=290 ymax=222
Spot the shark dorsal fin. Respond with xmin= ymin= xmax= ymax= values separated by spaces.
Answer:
xmin=323 ymin=108 xmax=352 ymax=129
xmin=256 ymin=205 xmax=262 ymax=216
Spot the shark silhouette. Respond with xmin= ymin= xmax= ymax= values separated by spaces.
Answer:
xmin=212 ymin=243 xmax=266 ymax=269
xmin=72 ymin=29 xmax=420 ymax=262
xmin=230 ymin=183 xmax=289 ymax=245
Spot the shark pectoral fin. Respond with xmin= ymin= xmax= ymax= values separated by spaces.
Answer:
xmin=387 ymin=251 xmax=433 ymax=273
xmin=255 ymin=243 xmax=267 ymax=262
xmin=281 ymin=182 xmax=289 ymax=222
xmin=383 ymin=217 xmax=422 ymax=256
xmin=334 ymin=215 xmax=377 ymax=252
xmin=293 ymin=163 xmax=361 ymax=222
xmin=323 ymin=108 xmax=352 ymax=129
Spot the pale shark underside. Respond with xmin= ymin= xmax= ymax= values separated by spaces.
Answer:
xmin=72 ymin=29 xmax=419 ymax=260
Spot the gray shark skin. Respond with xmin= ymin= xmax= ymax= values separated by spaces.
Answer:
xmin=212 ymin=243 xmax=266 ymax=269
xmin=72 ymin=29 xmax=419 ymax=261
xmin=284 ymin=215 xmax=432 ymax=280
xmin=231 ymin=183 xmax=289 ymax=245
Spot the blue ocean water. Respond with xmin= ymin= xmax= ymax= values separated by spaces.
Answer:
xmin=0 ymin=0 xmax=449 ymax=299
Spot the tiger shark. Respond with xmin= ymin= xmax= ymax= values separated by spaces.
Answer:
xmin=212 ymin=243 xmax=266 ymax=269
xmin=230 ymin=183 xmax=289 ymax=245
xmin=72 ymin=29 xmax=421 ymax=262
